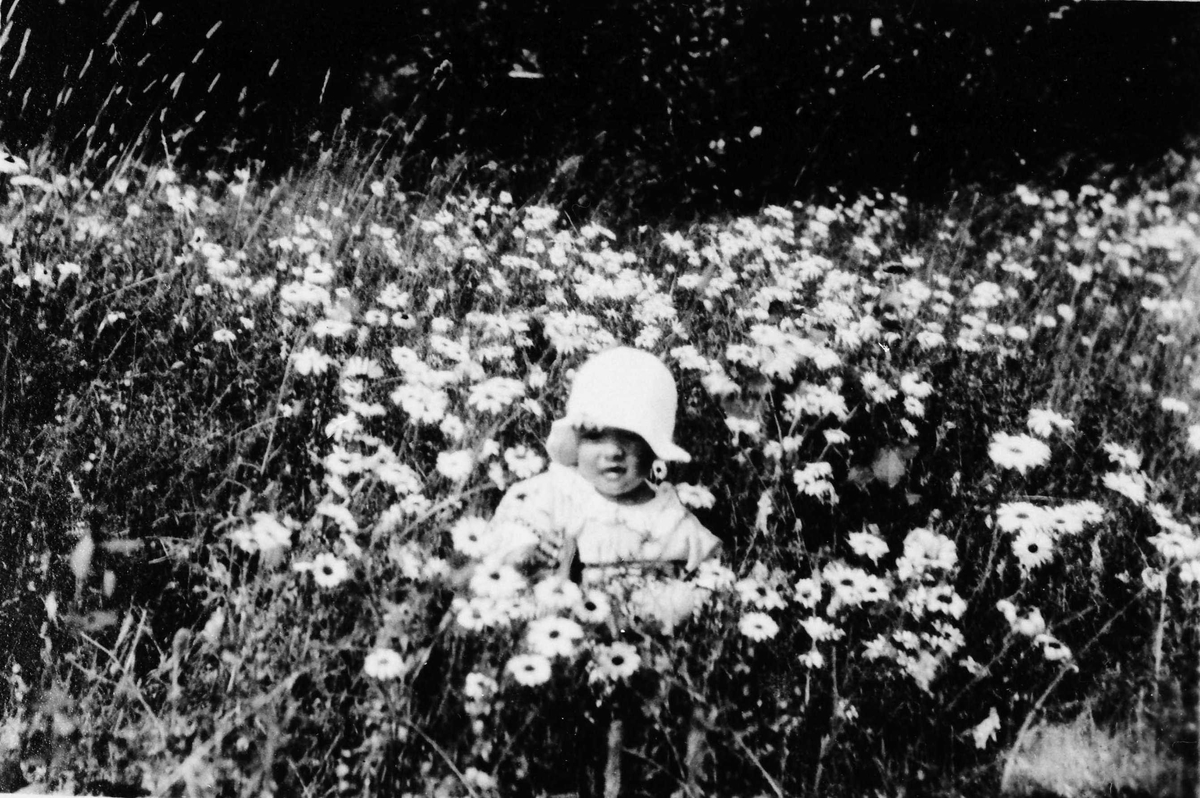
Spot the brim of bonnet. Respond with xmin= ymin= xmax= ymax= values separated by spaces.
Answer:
xmin=544 ymin=416 xmax=691 ymax=467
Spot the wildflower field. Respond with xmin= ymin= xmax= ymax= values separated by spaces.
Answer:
xmin=3 ymin=140 xmax=1200 ymax=798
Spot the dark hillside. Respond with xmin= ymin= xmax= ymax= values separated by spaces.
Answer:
xmin=3 ymin=1 xmax=1198 ymax=213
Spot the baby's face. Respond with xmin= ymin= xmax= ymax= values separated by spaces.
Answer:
xmin=575 ymin=426 xmax=654 ymax=501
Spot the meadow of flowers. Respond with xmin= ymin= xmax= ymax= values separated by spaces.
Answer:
xmin=2 ymin=144 xmax=1200 ymax=797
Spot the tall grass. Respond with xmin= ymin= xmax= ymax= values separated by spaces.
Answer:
xmin=2 ymin=138 xmax=1200 ymax=796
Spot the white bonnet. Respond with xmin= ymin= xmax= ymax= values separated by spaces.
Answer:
xmin=544 ymin=347 xmax=691 ymax=466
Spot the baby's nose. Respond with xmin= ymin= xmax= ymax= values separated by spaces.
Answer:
xmin=601 ymin=440 xmax=628 ymax=458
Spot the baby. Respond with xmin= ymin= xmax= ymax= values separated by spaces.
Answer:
xmin=492 ymin=346 xmax=721 ymax=619
xmin=492 ymin=346 xmax=721 ymax=794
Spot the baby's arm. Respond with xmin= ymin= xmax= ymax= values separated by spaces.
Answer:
xmin=646 ymin=486 xmax=722 ymax=571
xmin=491 ymin=471 xmax=569 ymax=569
xmin=681 ymin=514 xmax=722 ymax=572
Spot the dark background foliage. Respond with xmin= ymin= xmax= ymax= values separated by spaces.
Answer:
xmin=4 ymin=1 xmax=1199 ymax=215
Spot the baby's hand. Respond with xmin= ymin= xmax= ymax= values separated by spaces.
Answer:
xmin=537 ymin=536 xmax=564 ymax=564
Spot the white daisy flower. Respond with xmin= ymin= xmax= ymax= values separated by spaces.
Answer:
xmin=1012 ymin=528 xmax=1055 ymax=572
xmin=1102 ymin=442 xmax=1142 ymax=471
xmin=1102 ymin=471 xmax=1149 ymax=506
xmin=988 ymin=432 xmax=1051 ymax=474
xmin=1036 ymin=634 xmax=1072 ymax=662
xmin=574 ymin=590 xmax=612 ymax=624
xmin=363 ymin=648 xmax=408 ymax=680
xmin=1046 ymin=504 xmax=1087 ymax=537
xmin=793 ymin=577 xmax=823 ymax=609
xmin=739 ymin=611 xmax=780 ymax=642
xmin=800 ymin=615 xmax=843 ymax=642
xmin=295 ymin=553 xmax=350 ymax=588
xmin=469 ymin=563 xmax=526 ymax=598
xmin=1026 ymin=408 xmax=1074 ymax=438
xmin=1161 ymin=397 xmax=1190 ymax=415
xmin=995 ymin=502 xmax=1051 ymax=534
xmin=735 ymin=578 xmax=786 ymax=611
xmin=1187 ymin=424 xmax=1200 ymax=453
xmin=506 ymin=654 xmax=552 ymax=686
xmin=847 ymin=530 xmax=889 ymax=563
xmin=526 ymin=616 xmax=584 ymax=659
xmin=589 ymin=642 xmax=640 ymax=683
xmin=450 ymin=516 xmax=493 ymax=558
xmin=533 ymin=577 xmax=584 ymax=613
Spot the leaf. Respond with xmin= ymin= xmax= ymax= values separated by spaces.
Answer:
xmin=872 ymin=448 xmax=908 ymax=488
xmin=847 ymin=465 xmax=873 ymax=488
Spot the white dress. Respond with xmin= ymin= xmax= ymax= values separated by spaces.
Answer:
xmin=491 ymin=464 xmax=723 ymax=631
xmin=492 ymin=463 xmax=721 ymax=571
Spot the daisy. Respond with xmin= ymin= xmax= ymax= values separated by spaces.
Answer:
xmin=391 ymin=384 xmax=450 ymax=425
xmin=1012 ymin=528 xmax=1055 ymax=572
xmin=504 ymin=446 xmax=545 ymax=480
xmin=1045 ymin=505 xmax=1086 ymax=537
xmin=1102 ymin=442 xmax=1142 ymax=471
xmin=1068 ymin=500 xmax=1105 ymax=524
xmin=574 ymin=590 xmax=612 ymax=624
xmin=533 ymin=576 xmax=584 ymax=613
xmin=230 ymin=512 xmax=294 ymax=555
xmin=1036 ymin=634 xmax=1072 ymax=662
xmin=798 ymin=649 xmax=826 ymax=669
xmin=679 ymin=560 xmax=727 ymax=594
xmin=342 ymin=355 xmax=384 ymax=380
xmin=800 ymin=615 xmax=843 ymax=642
xmin=363 ymin=648 xmax=408 ymax=680
xmin=823 ymin=562 xmax=869 ymax=607
xmin=450 ymin=516 xmax=493 ymax=558
xmin=675 ymin=483 xmax=717 ymax=509
xmin=436 ymin=450 xmax=475 ymax=483
xmin=316 ymin=502 xmax=359 ymax=534
xmin=469 ymin=563 xmax=525 ymax=599
xmin=0 ymin=150 xmax=28 ymax=174
xmin=863 ymin=635 xmax=893 ymax=661
xmin=793 ymin=578 xmax=822 ymax=609
xmin=1161 ymin=397 xmax=1190 ymax=415
xmin=899 ymin=373 xmax=934 ymax=399
xmin=858 ymin=574 xmax=890 ymax=603
xmin=468 ymin=377 xmax=526 ymax=414
xmin=464 ymin=672 xmax=498 ymax=701
xmin=526 ymin=616 xmax=584 ymax=659
xmin=1102 ymin=471 xmax=1149 ymax=505
xmin=1026 ymin=408 xmax=1074 ymax=438
xmin=995 ymin=502 xmax=1051 ymax=534
xmin=925 ymin=585 xmax=967 ymax=619
xmin=896 ymin=527 xmax=958 ymax=579
xmin=739 ymin=612 xmax=780 ymax=642
xmin=292 ymin=346 xmax=335 ymax=376
xmin=455 ymin=598 xmax=503 ymax=631
xmin=589 ymin=642 xmax=641 ymax=683
xmin=1013 ymin=608 xmax=1046 ymax=637
xmin=1141 ymin=567 xmax=1168 ymax=592
xmin=847 ymin=530 xmax=889 ymax=563
xmin=506 ymin=654 xmax=552 ymax=687
xmin=735 ymin=578 xmax=786 ymax=610
xmin=988 ymin=432 xmax=1051 ymax=474
xmin=824 ymin=429 xmax=850 ymax=446
xmin=1178 ymin=560 xmax=1200 ymax=584
xmin=295 ymin=553 xmax=350 ymax=588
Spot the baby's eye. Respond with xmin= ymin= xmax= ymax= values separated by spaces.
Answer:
xmin=579 ymin=428 xmax=605 ymax=442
